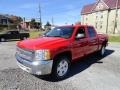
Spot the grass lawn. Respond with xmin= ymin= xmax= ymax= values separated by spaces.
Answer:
xmin=30 ymin=31 xmax=41 ymax=38
xmin=109 ymin=35 xmax=120 ymax=42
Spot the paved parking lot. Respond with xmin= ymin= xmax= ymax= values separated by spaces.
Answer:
xmin=0 ymin=41 xmax=120 ymax=90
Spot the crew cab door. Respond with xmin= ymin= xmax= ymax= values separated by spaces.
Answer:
xmin=87 ymin=26 xmax=98 ymax=54
xmin=71 ymin=27 xmax=88 ymax=60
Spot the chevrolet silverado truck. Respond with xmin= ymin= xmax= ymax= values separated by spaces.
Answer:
xmin=15 ymin=25 xmax=108 ymax=80
xmin=0 ymin=30 xmax=29 ymax=42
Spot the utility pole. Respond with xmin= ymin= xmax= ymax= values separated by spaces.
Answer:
xmin=51 ymin=17 xmax=54 ymax=26
xmin=23 ymin=17 xmax=25 ymax=30
xmin=7 ymin=18 xmax=9 ymax=30
xmin=39 ymin=3 xmax=42 ymax=29
xmin=113 ymin=0 xmax=119 ymax=34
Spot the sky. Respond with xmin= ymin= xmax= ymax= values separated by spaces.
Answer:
xmin=0 ymin=0 xmax=95 ymax=25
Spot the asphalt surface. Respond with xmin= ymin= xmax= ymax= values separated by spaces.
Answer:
xmin=0 ymin=41 xmax=120 ymax=90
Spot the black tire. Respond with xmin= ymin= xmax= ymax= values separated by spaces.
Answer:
xmin=51 ymin=56 xmax=71 ymax=80
xmin=98 ymin=45 xmax=106 ymax=56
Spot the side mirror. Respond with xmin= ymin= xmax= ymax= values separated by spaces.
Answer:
xmin=76 ymin=34 xmax=85 ymax=40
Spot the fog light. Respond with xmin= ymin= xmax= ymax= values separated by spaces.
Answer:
xmin=32 ymin=61 xmax=39 ymax=66
xmin=36 ymin=71 xmax=42 ymax=75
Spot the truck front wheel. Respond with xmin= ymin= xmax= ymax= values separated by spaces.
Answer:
xmin=0 ymin=38 xmax=6 ymax=42
xmin=52 ymin=56 xmax=71 ymax=80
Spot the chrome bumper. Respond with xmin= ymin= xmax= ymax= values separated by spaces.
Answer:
xmin=15 ymin=54 xmax=53 ymax=75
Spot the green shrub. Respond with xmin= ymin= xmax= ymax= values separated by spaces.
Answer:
xmin=0 ymin=24 xmax=17 ymax=31
xmin=109 ymin=35 xmax=120 ymax=42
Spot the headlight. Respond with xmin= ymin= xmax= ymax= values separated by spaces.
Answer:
xmin=35 ymin=50 xmax=50 ymax=60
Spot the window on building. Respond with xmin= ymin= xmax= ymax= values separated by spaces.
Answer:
xmin=95 ymin=23 xmax=97 ymax=28
xmin=100 ymin=25 xmax=102 ymax=29
xmin=101 ymin=15 xmax=103 ymax=18
xmin=100 ymin=22 xmax=103 ymax=29
xmin=96 ymin=16 xmax=98 ymax=19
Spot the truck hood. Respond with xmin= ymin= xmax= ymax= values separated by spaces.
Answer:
xmin=17 ymin=37 xmax=70 ymax=50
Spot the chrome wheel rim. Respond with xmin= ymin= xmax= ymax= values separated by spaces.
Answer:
xmin=1 ymin=38 xmax=5 ymax=42
xmin=57 ymin=60 xmax=68 ymax=77
xmin=23 ymin=37 xmax=27 ymax=40
xmin=101 ymin=46 xmax=105 ymax=55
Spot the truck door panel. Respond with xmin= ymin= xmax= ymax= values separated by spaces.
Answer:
xmin=87 ymin=27 xmax=98 ymax=54
xmin=71 ymin=27 xmax=88 ymax=60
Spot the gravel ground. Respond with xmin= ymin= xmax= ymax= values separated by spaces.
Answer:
xmin=0 ymin=41 xmax=120 ymax=90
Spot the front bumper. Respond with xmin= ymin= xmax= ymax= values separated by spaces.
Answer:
xmin=15 ymin=54 xmax=53 ymax=75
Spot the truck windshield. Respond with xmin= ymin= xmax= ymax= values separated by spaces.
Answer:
xmin=44 ymin=27 xmax=74 ymax=39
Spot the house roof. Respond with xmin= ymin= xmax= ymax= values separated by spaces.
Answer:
xmin=81 ymin=3 xmax=95 ymax=14
xmin=103 ymin=0 xmax=120 ymax=9
xmin=0 ymin=14 xmax=11 ymax=19
xmin=0 ymin=15 xmax=6 ymax=19
xmin=81 ymin=0 xmax=120 ymax=15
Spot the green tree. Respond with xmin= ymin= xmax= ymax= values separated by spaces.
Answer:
xmin=44 ymin=21 xmax=51 ymax=30
xmin=46 ymin=21 xmax=51 ymax=26
xmin=10 ymin=16 xmax=23 ymax=25
xmin=30 ymin=18 xmax=36 ymax=28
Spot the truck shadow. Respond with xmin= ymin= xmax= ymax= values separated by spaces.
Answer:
xmin=35 ymin=49 xmax=114 ymax=82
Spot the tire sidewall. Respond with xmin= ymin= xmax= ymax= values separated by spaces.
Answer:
xmin=100 ymin=46 xmax=106 ymax=56
xmin=52 ymin=56 xmax=70 ymax=80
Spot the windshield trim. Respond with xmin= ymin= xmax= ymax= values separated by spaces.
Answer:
xmin=44 ymin=27 xmax=74 ymax=39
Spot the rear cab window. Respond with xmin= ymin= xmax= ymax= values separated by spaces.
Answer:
xmin=87 ymin=26 xmax=96 ymax=38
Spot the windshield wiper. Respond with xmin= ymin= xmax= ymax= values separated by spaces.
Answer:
xmin=52 ymin=35 xmax=61 ymax=37
xmin=44 ymin=35 xmax=67 ymax=38
xmin=45 ymin=35 xmax=66 ymax=38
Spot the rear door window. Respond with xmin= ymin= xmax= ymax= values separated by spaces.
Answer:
xmin=87 ymin=27 xmax=96 ymax=38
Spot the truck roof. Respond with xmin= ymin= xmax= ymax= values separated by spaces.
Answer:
xmin=57 ymin=25 xmax=94 ymax=28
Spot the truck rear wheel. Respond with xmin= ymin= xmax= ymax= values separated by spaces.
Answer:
xmin=99 ymin=45 xmax=106 ymax=56
xmin=52 ymin=56 xmax=70 ymax=80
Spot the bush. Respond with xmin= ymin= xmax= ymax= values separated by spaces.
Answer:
xmin=0 ymin=24 xmax=17 ymax=31
xmin=109 ymin=35 xmax=120 ymax=42
xmin=0 ymin=25 xmax=8 ymax=31
xmin=9 ymin=25 xmax=17 ymax=29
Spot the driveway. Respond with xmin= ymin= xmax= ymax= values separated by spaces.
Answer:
xmin=0 ymin=41 xmax=120 ymax=90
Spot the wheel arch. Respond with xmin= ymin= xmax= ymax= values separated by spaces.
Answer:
xmin=102 ymin=39 xmax=108 ymax=47
xmin=53 ymin=51 xmax=72 ymax=62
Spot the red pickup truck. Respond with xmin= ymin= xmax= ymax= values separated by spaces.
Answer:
xmin=15 ymin=25 xmax=108 ymax=80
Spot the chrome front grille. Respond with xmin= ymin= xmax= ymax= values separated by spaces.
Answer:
xmin=16 ymin=47 xmax=34 ymax=61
